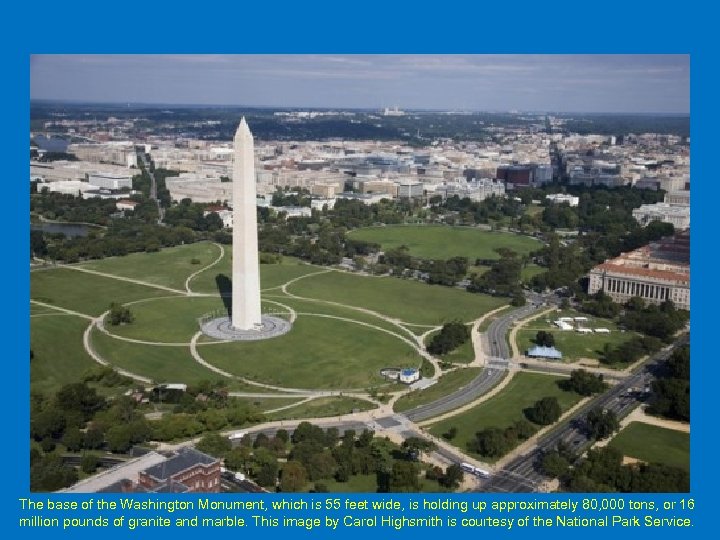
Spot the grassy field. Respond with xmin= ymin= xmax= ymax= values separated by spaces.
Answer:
xmin=187 ymin=250 xmax=324 ymax=293
xmin=266 ymin=295 xmax=413 ymax=337
xmin=516 ymin=309 xmax=638 ymax=362
xmin=393 ymin=368 xmax=482 ymax=413
xmin=289 ymin=271 xmax=507 ymax=326
xmin=107 ymin=296 xmax=225 ymax=343
xmin=79 ymin=242 xmax=221 ymax=291
xmin=310 ymin=473 xmax=378 ymax=493
xmin=199 ymin=315 xmax=421 ymax=389
xmin=105 ymin=297 xmax=288 ymax=343
xmin=267 ymin=397 xmax=376 ymax=421
xmin=428 ymin=372 xmax=583 ymax=461
xmin=31 ymin=315 xmax=98 ymax=395
xmin=348 ymin=225 xmax=541 ymax=261
xmin=521 ymin=264 xmax=545 ymax=281
xmin=31 ymin=304 xmax=60 ymax=315
xmin=90 ymin=327 xmax=229 ymax=385
xmin=31 ymin=268 xmax=179 ymax=317
xmin=609 ymin=422 xmax=690 ymax=472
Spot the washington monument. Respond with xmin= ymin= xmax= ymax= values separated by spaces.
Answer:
xmin=231 ymin=118 xmax=262 ymax=330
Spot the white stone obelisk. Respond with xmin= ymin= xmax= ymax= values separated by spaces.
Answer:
xmin=231 ymin=118 xmax=262 ymax=330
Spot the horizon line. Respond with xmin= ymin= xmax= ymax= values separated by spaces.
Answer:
xmin=29 ymin=99 xmax=690 ymax=117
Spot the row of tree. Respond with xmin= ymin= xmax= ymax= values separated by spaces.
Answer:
xmin=196 ymin=421 xmax=461 ymax=493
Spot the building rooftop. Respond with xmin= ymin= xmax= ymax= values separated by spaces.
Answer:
xmin=526 ymin=346 xmax=563 ymax=359
xmin=59 ymin=452 xmax=167 ymax=493
xmin=594 ymin=263 xmax=689 ymax=283
xmin=142 ymin=447 xmax=217 ymax=482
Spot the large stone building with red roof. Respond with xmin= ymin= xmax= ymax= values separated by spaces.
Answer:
xmin=587 ymin=230 xmax=689 ymax=310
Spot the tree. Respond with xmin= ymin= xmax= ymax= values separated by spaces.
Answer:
xmin=401 ymin=437 xmax=436 ymax=461
xmin=279 ymin=461 xmax=308 ymax=492
xmin=427 ymin=320 xmax=470 ymax=355
xmin=440 ymin=464 xmax=464 ymax=489
xmin=586 ymin=408 xmax=620 ymax=440
xmin=525 ymin=397 xmax=562 ymax=425
xmin=472 ymin=428 xmax=511 ymax=457
xmin=542 ymin=451 xmax=571 ymax=479
xmin=84 ymin=426 xmax=105 ymax=450
xmin=196 ymin=433 xmax=232 ymax=458
xmin=62 ymin=427 xmax=84 ymax=452
xmin=305 ymin=451 xmax=338 ymax=481
xmin=255 ymin=462 xmax=279 ymax=488
xmin=108 ymin=303 xmax=134 ymax=326
xmin=55 ymin=383 xmax=106 ymax=420
xmin=535 ymin=331 xmax=555 ymax=348
xmin=562 ymin=369 xmax=607 ymax=396
xmin=30 ymin=454 xmax=78 ymax=492
xmin=80 ymin=454 xmax=100 ymax=474
xmin=105 ymin=425 xmax=135 ymax=453
xmin=31 ymin=230 xmax=48 ymax=257
xmin=225 ymin=446 xmax=252 ymax=473
xmin=31 ymin=409 xmax=67 ymax=441
xmin=389 ymin=461 xmax=421 ymax=492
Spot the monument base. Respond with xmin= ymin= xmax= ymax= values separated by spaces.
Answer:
xmin=200 ymin=315 xmax=292 ymax=341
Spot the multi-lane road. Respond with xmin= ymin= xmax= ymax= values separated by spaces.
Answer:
xmin=138 ymin=152 xmax=164 ymax=223
xmin=479 ymin=335 xmax=688 ymax=492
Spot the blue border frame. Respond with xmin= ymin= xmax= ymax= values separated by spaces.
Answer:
xmin=10 ymin=1 xmax=712 ymax=538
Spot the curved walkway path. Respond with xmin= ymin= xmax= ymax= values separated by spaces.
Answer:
xmin=281 ymin=270 xmax=442 ymax=374
xmin=185 ymin=242 xmax=225 ymax=293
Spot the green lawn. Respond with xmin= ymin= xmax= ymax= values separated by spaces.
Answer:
xmin=30 ymin=304 xmax=60 ymax=315
xmin=289 ymin=271 xmax=507 ymax=326
xmin=105 ymin=297 xmax=288 ymax=343
xmin=31 ymin=268 xmax=179 ymax=317
xmin=348 ymin=225 xmax=541 ymax=261
xmin=267 ymin=295 xmax=413 ymax=338
xmin=199 ymin=314 xmax=422 ymax=389
xmin=31 ymin=315 xmax=98 ymax=395
xmin=524 ymin=204 xmax=545 ymax=217
xmin=521 ymin=264 xmax=545 ymax=281
xmin=78 ymin=242 xmax=221 ymax=291
xmin=609 ymin=422 xmax=690 ymax=472
xmin=90 ymin=327 xmax=229 ymax=385
xmin=310 ymin=473 xmax=378 ymax=493
xmin=516 ymin=309 xmax=638 ymax=363
xmin=393 ymin=368 xmax=482 ymax=413
xmin=428 ymin=372 xmax=583 ymax=461
xmin=267 ymin=397 xmax=376 ymax=421
xmin=187 ymin=250 xmax=324 ymax=293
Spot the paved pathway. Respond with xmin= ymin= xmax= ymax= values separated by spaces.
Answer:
xmin=30 ymin=300 xmax=93 ymax=320
xmin=82 ymin=317 xmax=152 ymax=384
xmin=62 ymin=265 xmax=187 ymax=295
xmin=185 ymin=243 xmax=224 ymax=293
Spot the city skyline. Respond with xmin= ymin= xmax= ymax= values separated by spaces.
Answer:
xmin=30 ymin=55 xmax=689 ymax=114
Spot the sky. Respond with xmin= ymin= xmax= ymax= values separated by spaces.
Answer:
xmin=30 ymin=55 xmax=689 ymax=114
